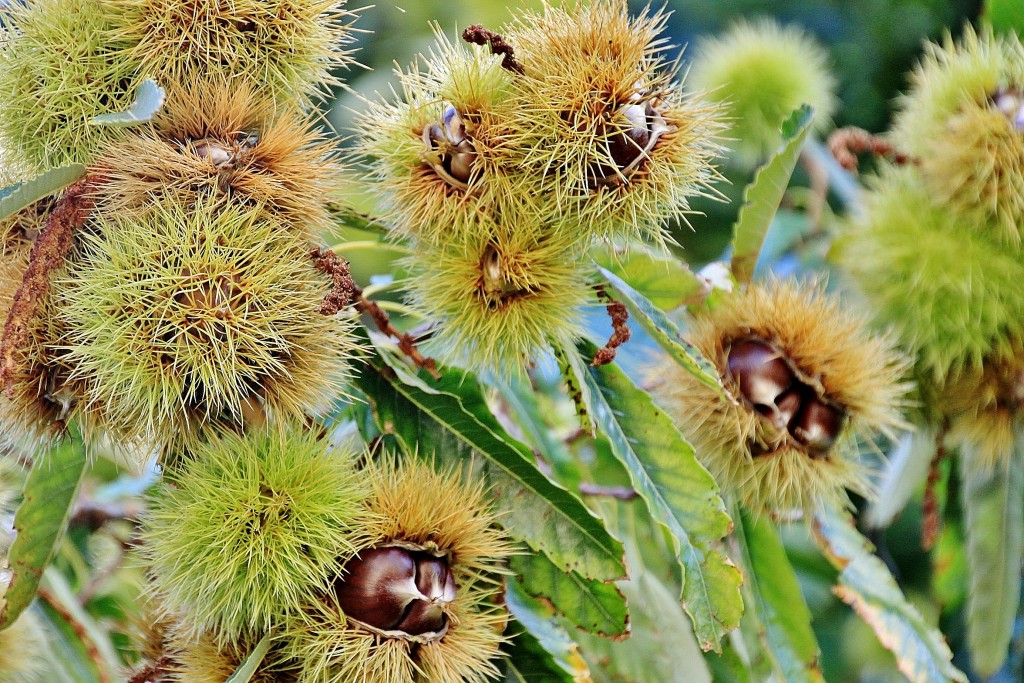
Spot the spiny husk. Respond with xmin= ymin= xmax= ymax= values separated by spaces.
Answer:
xmin=56 ymin=199 xmax=359 ymax=455
xmin=834 ymin=165 xmax=1024 ymax=385
xmin=166 ymin=622 xmax=297 ymax=683
xmin=108 ymin=0 xmax=358 ymax=104
xmin=941 ymin=342 xmax=1024 ymax=472
xmin=892 ymin=25 xmax=1024 ymax=244
xmin=688 ymin=18 xmax=836 ymax=168
xmin=356 ymin=30 xmax=517 ymax=245
xmin=141 ymin=427 xmax=374 ymax=641
xmin=284 ymin=458 xmax=512 ymax=683
xmin=650 ymin=279 xmax=909 ymax=516
xmin=405 ymin=219 xmax=594 ymax=376
xmin=501 ymin=0 xmax=723 ymax=245
xmin=0 ymin=608 xmax=50 ymax=683
xmin=95 ymin=78 xmax=342 ymax=238
xmin=0 ymin=0 xmax=141 ymax=171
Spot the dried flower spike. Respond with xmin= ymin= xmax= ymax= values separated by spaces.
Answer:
xmin=650 ymin=279 xmax=909 ymax=516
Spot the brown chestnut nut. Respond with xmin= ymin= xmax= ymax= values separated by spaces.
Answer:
xmin=727 ymin=339 xmax=795 ymax=415
xmin=334 ymin=546 xmax=457 ymax=636
xmin=791 ymin=398 xmax=846 ymax=455
xmin=423 ymin=106 xmax=477 ymax=188
xmin=334 ymin=547 xmax=418 ymax=631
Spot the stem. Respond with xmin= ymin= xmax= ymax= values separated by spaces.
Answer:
xmin=357 ymin=292 xmax=440 ymax=380
xmin=328 ymin=240 xmax=411 ymax=256
xmin=39 ymin=586 xmax=112 ymax=683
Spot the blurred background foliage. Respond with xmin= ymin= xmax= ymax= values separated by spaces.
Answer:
xmin=329 ymin=2 xmax=1006 ymax=682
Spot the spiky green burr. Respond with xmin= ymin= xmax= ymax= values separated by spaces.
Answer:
xmin=141 ymin=427 xmax=373 ymax=640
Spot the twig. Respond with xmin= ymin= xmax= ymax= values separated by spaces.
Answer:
xmin=591 ymin=286 xmax=631 ymax=366
xmin=38 ymin=585 xmax=113 ymax=683
xmin=922 ymin=428 xmax=948 ymax=551
xmin=127 ymin=655 xmax=173 ymax=683
xmin=462 ymin=24 xmax=525 ymax=75
xmin=827 ymin=127 xmax=913 ymax=174
xmin=1 ymin=176 xmax=100 ymax=394
xmin=309 ymin=247 xmax=356 ymax=315
xmin=70 ymin=500 xmax=142 ymax=532
xmin=356 ymin=291 xmax=440 ymax=380
xmin=579 ymin=483 xmax=638 ymax=501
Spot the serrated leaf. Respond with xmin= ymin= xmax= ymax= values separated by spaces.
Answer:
xmin=987 ymin=0 xmax=1024 ymax=38
xmin=812 ymin=506 xmax=967 ymax=683
xmin=735 ymin=510 xmax=824 ymax=683
xmin=579 ymin=568 xmax=713 ymax=683
xmin=0 ymin=164 xmax=86 ymax=222
xmin=959 ymin=445 xmax=1024 ymax=678
xmin=730 ymin=105 xmax=815 ymax=284
xmin=592 ymin=242 xmax=708 ymax=310
xmin=225 ymin=632 xmax=273 ymax=683
xmin=595 ymin=266 xmax=733 ymax=404
xmin=577 ymin=342 xmax=742 ymax=652
xmin=510 ymin=552 xmax=628 ymax=637
xmin=357 ymin=361 xmax=626 ymax=582
xmin=0 ymin=428 xmax=87 ymax=630
xmin=90 ymin=78 xmax=165 ymax=126
xmin=504 ymin=577 xmax=592 ymax=683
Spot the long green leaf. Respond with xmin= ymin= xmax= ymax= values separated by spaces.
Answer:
xmin=225 ymin=632 xmax=274 ymax=683
xmin=729 ymin=105 xmax=815 ymax=284
xmin=578 ymin=342 xmax=742 ymax=652
xmin=813 ymin=506 xmax=967 ymax=683
xmin=735 ymin=510 xmax=824 ymax=682
xmin=90 ymin=78 xmax=165 ymax=126
xmin=504 ymin=577 xmax=593 ymax=682
xmin=34 ymin=601 xmax=102 ymax=683
xmin=510 ymin=552 xmax=628 ymax=637
xmin=596 ymin=266 xmax=733 ymax=404
xmin=592 ymin=242 xmax=708 ymax=310
xmin=0 ymin=428 xmax=87 ymax=629
xmin=0 ymin=165 xmax=86 ymax=223
xmin=357 ymin=362 xmax=626 ymax=582
xmin=960 ymin=445 xmax=1024 ymax=678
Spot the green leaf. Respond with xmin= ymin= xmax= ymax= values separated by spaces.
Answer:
xmin=0 ymin=428 xmax=87 ymax=630
xmin=356 ymin=361 xmax=626 ymax=582
xmin=987 ymin=0 xmax=1024 ymax=38
xmin=327 ymin=203 xmax=390 ymax=236
xmin=960 ymin=445 xmax=1024 ymax=678
xmin=90 ymin=78 xmax=165 ymax=126
xmin=595 ymin=266 xmax=733 ymax=405
xmin=504 ymin=577 xmax=592 ymax=682
xmin=510 ymin=552 xmax=628 ymax=637
xmin=865 ymin=431 xmax=935 ymax=529
xmin=729 ymin=105 xmax=815 ymax=284
xmin=734 ymin=510 xmax=824 ymax=683
xmin=591 ymin=242 xmax=708 ymax=310
xmin=579 ymin=568 xmax=714 ymax=683
xmin=34 ymin=601 xmax=102 ymax=683
xmin=812 ymin=506 xmax=967 ymax=683
xmin=225 ymin=632 xmax=274 ymax=683
xmin=577 ymin=342 xmax=742 ymax=652
xmin=40 ymin=568 xmax=121 ymax=680
xmin=0 ymin=164 xmax=86 ymax=223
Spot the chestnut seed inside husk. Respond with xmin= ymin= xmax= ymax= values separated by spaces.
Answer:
xmin=334 ymin=545 xmax=456 ymax=637
xmin=423 ymin=106 xmax=477 ymax=189
xmin=726 ymin=337 xmax=847 ymax=457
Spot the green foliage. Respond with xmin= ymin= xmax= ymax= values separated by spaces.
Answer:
xmin=0 ymin=430 xmax=86 ymax=630
xmin=0 ymin=165 xmax=85 ymax=222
